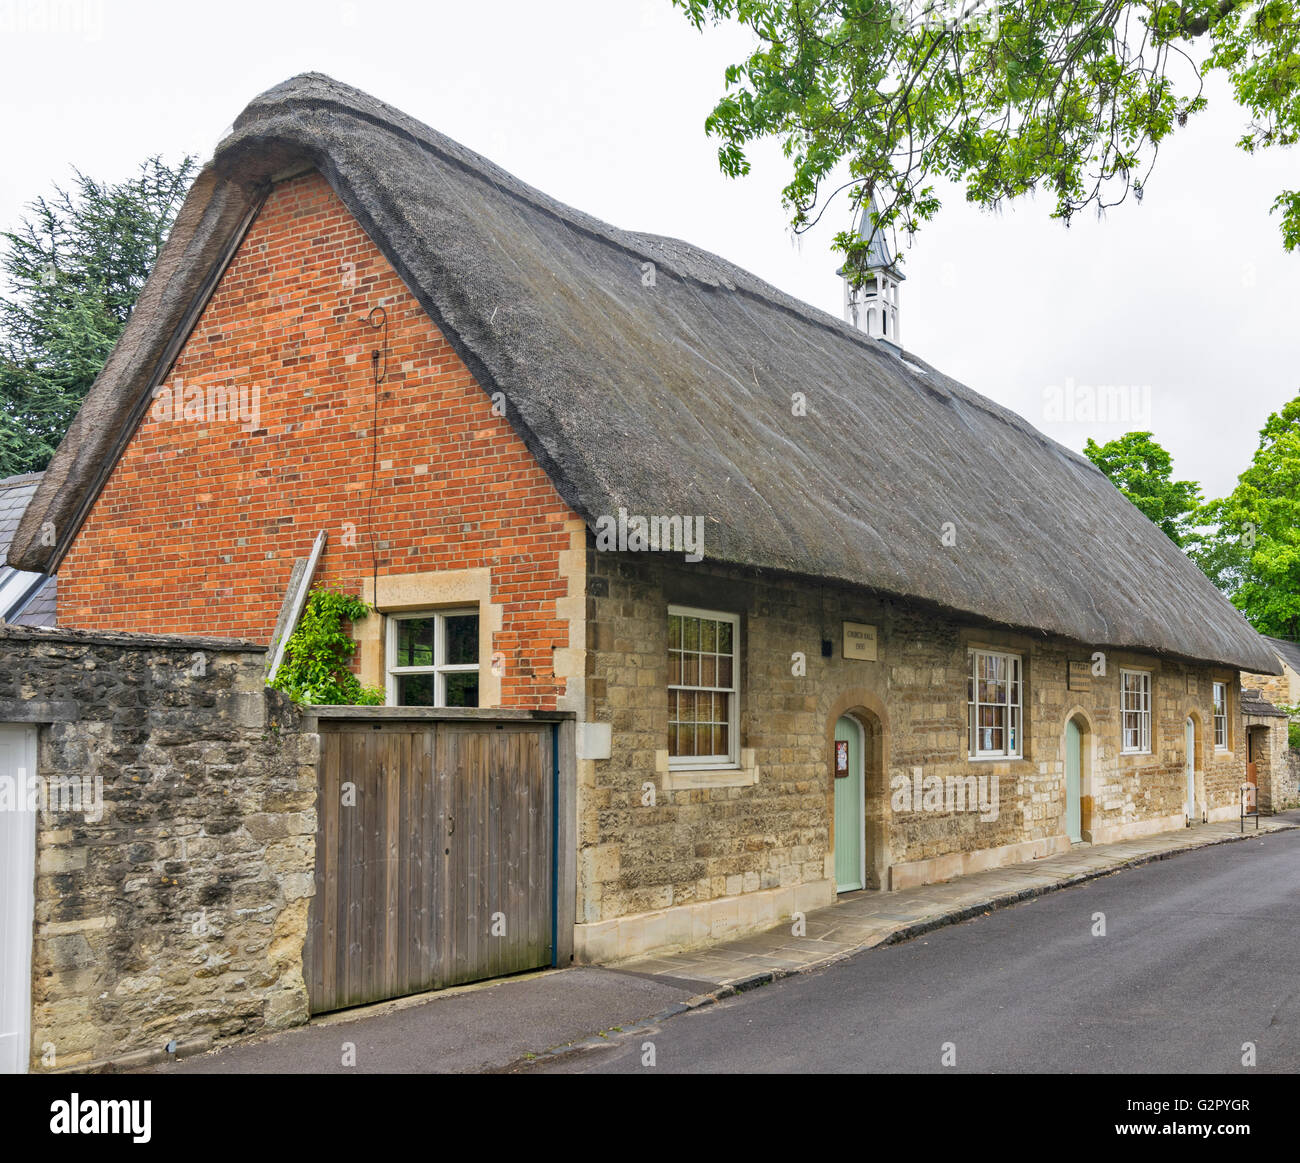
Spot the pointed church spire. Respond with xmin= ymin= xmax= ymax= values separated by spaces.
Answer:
xmin=841 ymin=194 xmax=904 ymax=347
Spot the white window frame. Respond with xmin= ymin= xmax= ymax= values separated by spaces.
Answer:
xmin=385 ymin=608 xmax=480 ymax=707
xmin=667 ymin=604 xmax=740 ymax=770
xmin=1213 ymin=682 xmax=1229 ymax=751
xmin=1121 ymin=669 xmax=1153 ymax=754
xmin=967 ymin=648 xmax=1023 ymax=760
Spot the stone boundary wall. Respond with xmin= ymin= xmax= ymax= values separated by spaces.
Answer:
xmin=1284 ymin=747 xmax=1300 ymax=809
xmin=0 ymin=625 xmax=317 ymax=1072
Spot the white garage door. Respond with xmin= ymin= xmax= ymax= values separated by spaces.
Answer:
xmin=0 ymin=724 xmax=36 ymax=1074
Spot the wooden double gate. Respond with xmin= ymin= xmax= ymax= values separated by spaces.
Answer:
xmin=306 ymin=717 xmax=557 ymax=1014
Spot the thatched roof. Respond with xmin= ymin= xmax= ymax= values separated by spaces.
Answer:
xmin=6 ymin=74 xmax=1279 ymax=673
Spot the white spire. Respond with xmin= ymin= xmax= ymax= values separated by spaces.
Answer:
xmin=841 ymin=195 xmax=903 ymax=347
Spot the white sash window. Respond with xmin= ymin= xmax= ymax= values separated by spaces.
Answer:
xmin=967 ymin=649 xmax=1022 ymax=759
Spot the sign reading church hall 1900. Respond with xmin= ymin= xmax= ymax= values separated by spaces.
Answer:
xmin=842 ymin=622 xmax=878 ymax=661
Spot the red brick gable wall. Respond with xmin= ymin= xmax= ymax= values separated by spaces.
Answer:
xmin=58 ymin=171 xmax=579 ymax=706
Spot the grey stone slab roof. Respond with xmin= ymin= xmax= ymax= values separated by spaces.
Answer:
xmin=10 ymin=575 xmax=57 ymax=627
xmin=1266 ymin=636 xmax=1300 ymax=676
xmin=3 ymin=73 xmax=1280 ymax=673
xmin=851 ymin=194 xmax=903 ymax=278
xmin=1241 ymin=688 xmax=1288 ymax=719
xmin=0 ymin=472 xmax=43 ymax=556
xmin=0 ymin=472 xmax=56 ymax=626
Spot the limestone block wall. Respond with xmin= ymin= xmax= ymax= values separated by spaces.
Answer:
xmin=1244 ymin=660 xmax=1298 ymax=710
xmin=1247 ymin=716 xmax=1293 ymax=813
xmin=580 ymin=549 xmax=1248 ymax=942
xmin=0 ymin=626 xmax=316 ymax=1071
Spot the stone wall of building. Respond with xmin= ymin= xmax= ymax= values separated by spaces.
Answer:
xmin=1247 ymin=715 xmax=1293 ymax=814
xmin=1244 ymin=660 xmax=1298 ymax=711
xmin=576 ymin=549 xmax=1248 ymax=959
xmin=0 ymin=626 xmax=316 ymax=1072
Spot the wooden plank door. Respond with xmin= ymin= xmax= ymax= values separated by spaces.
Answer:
xmin=438 ymin=723 xmax=554 ymax=987
xmin=306 ymin=724 xmax=434 ymax=1013
xmin=306 ymin=720 xmax=553 ymax=1015
xmin=1245 ymin=728 xmax=1258 ymax=812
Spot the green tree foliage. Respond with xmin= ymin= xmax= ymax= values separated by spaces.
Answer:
xmin=269 ymin=585 xmax=385 ymax=706
xmin=673 ymin=0 xmax=1300 ymax=274
xmin=1183 ymin=494 xmax=1251 ymax=595
xmin=0 ymin=155 xmax=196 ymax=476
xmin=1188 ymin=395 xmax=1300 ymax=637
xmin=1083 ymin=431 xmax=1202 ymax=545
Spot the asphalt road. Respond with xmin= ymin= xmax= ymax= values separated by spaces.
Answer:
xmin=521 ymin=828 xmax=1300 ymax=1073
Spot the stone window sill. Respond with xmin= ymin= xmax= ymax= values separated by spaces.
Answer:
xmin=658 ymin=748 xmax=759 ymax=791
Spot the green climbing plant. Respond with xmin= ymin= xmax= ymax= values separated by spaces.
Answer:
xmin=269 ymin=584 xmax=385 ymax=706
xmin=1279 ymin=704 xmax=1300 ymax=752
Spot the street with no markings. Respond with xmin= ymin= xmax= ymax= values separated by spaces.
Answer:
xmin=521 ymin=828 xmax=1300 ymax=1074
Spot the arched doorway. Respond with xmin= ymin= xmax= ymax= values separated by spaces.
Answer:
xmin=1065 ymin=718 xmax=1083 ymax=842
xmin=827 ymin=698 xmax=887 ymax=890
xmin=833 ymin=715 xmax=866 ymax=891
xmin=1184 ymin=716 xmax=1197 ymax=823
xmin=1063 ymin=711 xmax=1092 ymax=843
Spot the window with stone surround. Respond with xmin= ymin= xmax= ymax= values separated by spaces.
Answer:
xmin=667 ymin=606 xmax=739 ymax=769
xmin=1213 ymin=682 xmax=1228 ymax=750
xmin=1121 ymin=669 xmax=1153 ymax=754
xmin=386 ymin=609 xmax=480 ymax=707
xmin=967 ymin=648 xmax=1022 ymax=759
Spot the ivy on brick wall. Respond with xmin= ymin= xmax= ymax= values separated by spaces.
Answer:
xmin=269 ymin=584 xmax=384 ymax=706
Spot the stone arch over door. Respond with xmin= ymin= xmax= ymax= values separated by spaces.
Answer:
xmin=825 ymin=690 xmax=889 ymax=890
xmin=1062 ymin=706 xmax=1096 ymax=842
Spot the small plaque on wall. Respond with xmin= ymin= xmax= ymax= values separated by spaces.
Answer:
xmin=1187 ymin=673 xmax=1198 ymax=695
xmin=1068 ymin=660 xmax=1092 ymax=692
xmin=843 ymin=622 xmax=878 ymax=661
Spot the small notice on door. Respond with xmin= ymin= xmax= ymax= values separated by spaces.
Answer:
xmin=835 ymin=739 xmax=849 ymax=777
xmin=842 ymin=622 xmax=878 ymax=661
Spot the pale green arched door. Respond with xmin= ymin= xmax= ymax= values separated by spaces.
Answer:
xmin=1065 ymin=719 xmax=1083 ymax=842
xmin=834 ymin=716 xmax=865 ymax=891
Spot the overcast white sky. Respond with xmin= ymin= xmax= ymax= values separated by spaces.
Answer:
xmin=2 ymin=0 xmax=1296 ymax=499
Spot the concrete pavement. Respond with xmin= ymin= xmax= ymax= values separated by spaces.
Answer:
xmin=145 ymin=966 xmax=711 ymax=1074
